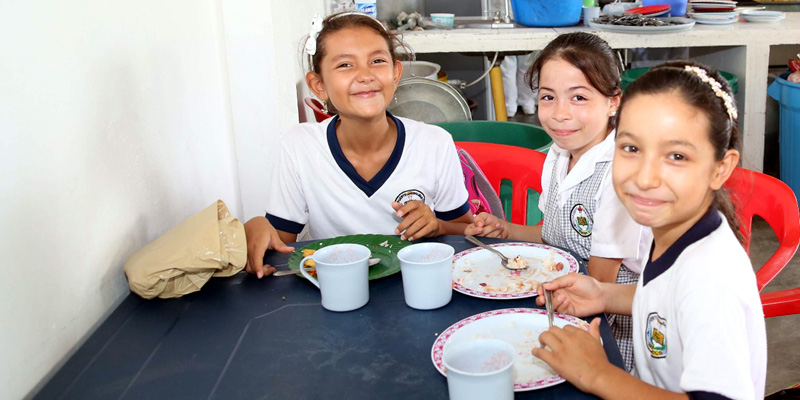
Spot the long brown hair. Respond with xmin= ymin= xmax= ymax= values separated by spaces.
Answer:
xmin=616 ymin=61 xmax=742 ymax=242
xmin=526 ymin=32 xmax=622 ymax=128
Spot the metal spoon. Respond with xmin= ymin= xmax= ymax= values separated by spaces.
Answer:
xmin=465 ymin=235 xmax=528 ymax=270
xmin=541 ymin=287 xmax=554 ymax=348
xmin=272 ymin=257 xmax=381 ymax=277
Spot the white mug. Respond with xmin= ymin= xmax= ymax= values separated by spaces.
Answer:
xmin=300 ymin=243 xmax=370 ymax=312
xmin=397 ymin=242 xmax=454 ymax=310
xmin=444 ymin=339 xmax=516 ymax=400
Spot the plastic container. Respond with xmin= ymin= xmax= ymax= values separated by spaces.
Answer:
xmin=430 ymin=13 xmax=455 ymax=27
xmin=642 ymin=0 xmax=688 ymax=16
xmin=355 ymin=0 xmax=377 ymax=17
xmin=768 ymin=72 xmax=800 ymax=198
xmin=621 ymin=67 xmax=739 ymax=94
xmin=510 ymin=0 xmax=583 ymax=27
xmin=436 ymin=121 xmax=552 ymax=224
xmin=400 ymin=61 xmax=441 ymax=81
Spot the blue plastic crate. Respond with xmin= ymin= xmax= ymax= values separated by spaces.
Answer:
xmin=511 ymin=0 xmax=583 ymax=27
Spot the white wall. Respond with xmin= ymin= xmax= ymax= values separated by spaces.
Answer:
xmin=225 ymin=0 xmax=322 ymax=220
xmin=0 ymin=1 xmax=244 ymax=398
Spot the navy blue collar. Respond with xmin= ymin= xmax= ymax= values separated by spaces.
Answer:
xmin=642 ymin=207 xmax=722 ymax=286
xmin=326 ymin=112 xmax=405 ymax=197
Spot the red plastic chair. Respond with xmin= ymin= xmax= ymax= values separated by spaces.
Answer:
xmin=455 ymin=141 xmax=546 ymax=226
xmin=304 ymin=98 xmax=333 ymax=122
xmin=725 ymin=167 xmax=800 ymax=318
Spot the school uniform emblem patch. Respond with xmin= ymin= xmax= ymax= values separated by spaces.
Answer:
xmin=645 ymin=312 xmax=667 ymax=358
xmin=395 ymin=189 xmax=425 ymax=205
xmin=570 ymin=204 xmax=593 ymax=237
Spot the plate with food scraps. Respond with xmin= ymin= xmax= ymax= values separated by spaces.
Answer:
xmin=588 ymin=16 xmax=695 ymax=34
xmin=452 ymin=242 xmax=579 ymax=299
xmin=431 ymin=308 xmax=591 ymax=391
xmin=286 ymin=234 xmax=411 ymax=280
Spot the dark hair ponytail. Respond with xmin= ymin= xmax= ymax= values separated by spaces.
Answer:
xmin=617 ymin=60 xmax=743 ymax=243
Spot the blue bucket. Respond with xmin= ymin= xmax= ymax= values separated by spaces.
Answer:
xmin=768 ymin=71 xmax=800 ymax=198
xmin=511 ymin=0 xmax=583 ymax=27
xmin=642 ymin=0 xmax=688 ymax=17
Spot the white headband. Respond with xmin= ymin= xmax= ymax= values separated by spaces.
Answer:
xmin=684 ymin=65 xmax=738 ymax=121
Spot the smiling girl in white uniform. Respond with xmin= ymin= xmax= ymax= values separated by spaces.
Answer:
xmin=243 ymin=13 xmax=472 ymax=278
xmin=466 ymin=32 xmax=650 ymax=372
xmin=531 ymin=61 xmax=767 ymax=399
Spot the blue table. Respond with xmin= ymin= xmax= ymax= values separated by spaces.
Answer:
xmin=36 ymin=236 xmax=622 ymax=399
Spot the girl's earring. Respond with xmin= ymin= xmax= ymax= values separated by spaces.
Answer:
xmin=323 ymin=100 xmax=329 ymax=114
xmin=393 ymin=95 xmax=398 ymax=105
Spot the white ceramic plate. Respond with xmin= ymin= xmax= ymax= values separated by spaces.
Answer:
xmin=741 ymin=10 xmax=785 ymax=22
xmin=689 ymin=11 xmax=738 ymax=18
xmin=431 ymin=308 xmax=591 ymax=391
xmin=588 ymin=17 xmax=695 ymax=34
xmin=693 ymin=17 xmax=738 ymax=24
xmin=452 ymin=242 xmax=579 ymax=299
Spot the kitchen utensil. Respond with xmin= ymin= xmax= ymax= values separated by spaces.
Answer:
xmin=432 ymin=308 xmax=592 ymax=391
xmin=541 ymin=288 xmax=554 ymax=348
xmin=397 ymin=243 xmax=454 ymax=310
xmin=452 ymin=242 xmax=578 ymax=299
xmin=388 ymin=78 xmax=471 ymax=124
xmin=299 ymin=243 xmax=371 ymax=312
xmin=273 ymin=257 xmax=381 ymax=276
xmin=444 ymin=339 xmax=515 ymax=400
xmin=465 ymin=235 xmax=523 ymax=270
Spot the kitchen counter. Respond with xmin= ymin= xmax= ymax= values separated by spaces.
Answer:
xmin=400 ymin=13 xmax=800 ymax=172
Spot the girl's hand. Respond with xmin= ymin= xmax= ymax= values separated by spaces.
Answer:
xmin=244 ymin=217 xmax=295 ymax=278
xmin=534 ymin=273 xmax=606 ymax=317
xmin=531 ymin=318 xmax=612 ymax=393
xmin=392 ymin=201 xmax=440 ymax=241
xmin=464 ymin=212 xmax=508 ymax=238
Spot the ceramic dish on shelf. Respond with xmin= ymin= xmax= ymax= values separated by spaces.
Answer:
xmin=691 ymin=16 xmax=738 ymax=24
xmin=741 ymin=9 xmax=786 ymax=22
xmin=688 ymin=11 xmax=739 ymax=23
xmin=753 ymin=0 xmax=800 ymax=4
xmin=588 ymin=17 xmax=695 ymax=33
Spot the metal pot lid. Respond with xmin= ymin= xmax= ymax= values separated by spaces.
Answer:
xmin=388 ymin=78 xmax=471 ymax=124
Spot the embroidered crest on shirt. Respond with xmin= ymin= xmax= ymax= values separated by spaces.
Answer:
xmin=645 ymin=312 xmax=667 ymax=358
xmin=395 ymin=189 xmax=425 ymax=205
xmin=570 ymin=204 xmax=593 ymax=237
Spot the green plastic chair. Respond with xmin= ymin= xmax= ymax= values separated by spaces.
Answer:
xmin=437 ymin=121 xmax=552 ymax=225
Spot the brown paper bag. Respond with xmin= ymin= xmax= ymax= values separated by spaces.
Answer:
xmin=124 ymin=200 xmax=246 ymax=299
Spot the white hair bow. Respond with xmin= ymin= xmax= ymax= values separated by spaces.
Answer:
xmin=305 ymin=14 xmax=324 ymax=56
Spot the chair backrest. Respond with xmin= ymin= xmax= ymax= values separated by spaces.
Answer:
xmin=454 ymin=141 xmax=546 ymax=226
xmin=725 ymin=167 xmax=800 ymax=318
xmin=725 ymin=167 xmax=800 ymax=290
xmin=304 ymin=98 xmax=332 ymax=122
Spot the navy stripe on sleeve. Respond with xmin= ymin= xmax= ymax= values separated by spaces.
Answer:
xmin=435 ymin=201 xmax=471 ymax=221
xmin=688 ymin=391 xmax=733 ymax=400
xmin=265 ymin=213 xmax=305 ymax=234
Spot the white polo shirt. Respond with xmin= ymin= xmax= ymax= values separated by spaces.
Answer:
xmin=633 ymin=209 xmax=767 ymax=399
xmin=539 ymin=131 xmax=650 ymax=274
xmin=265 ymin=114 xmax=470 ymax=240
